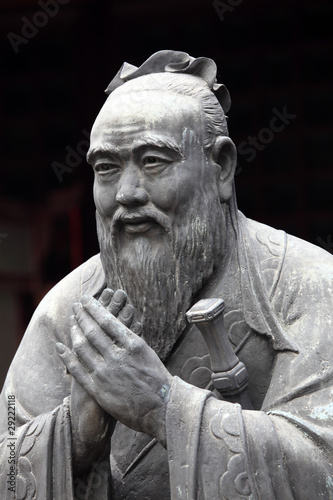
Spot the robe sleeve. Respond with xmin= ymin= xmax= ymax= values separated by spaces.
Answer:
xmin=167 ymin=375 xmax=333 ymax=500
xmin=0 ymin=396 xmax=73 ymax=500
xmin=0 ymin=256 xmax=111 ymax=499
xmin=166 ymin=238 xmax=333 ymax=499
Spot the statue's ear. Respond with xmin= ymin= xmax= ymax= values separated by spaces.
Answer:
xmin=211 ymin=136 xmax=237 ymax=203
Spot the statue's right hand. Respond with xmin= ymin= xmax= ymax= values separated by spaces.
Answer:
xmin=69 ymin=314 xmax=115 ymax=474
xmin=69 ymin=288 xmax=142 ymax=474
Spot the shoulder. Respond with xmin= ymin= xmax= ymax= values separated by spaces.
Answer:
xmin=240 ymin=214 xmax=286 ymax=259
xmin=239 ymin=214 xmax=333 ymax=350
xmin=240 ymin=213 xmax=333 ymax=282
xmin=1 ymin=255 xmax=105 ymax=412
xmin=238 ymin=214 xmax=287 ymax=298
xmin=28 ymin=254 xmax=105 ymax=340
xmin=284 ymin=232 xmax=333 ymax=277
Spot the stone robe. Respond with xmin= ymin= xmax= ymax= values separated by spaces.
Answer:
xmin=0 ymin=212 xmax=332 ymax=499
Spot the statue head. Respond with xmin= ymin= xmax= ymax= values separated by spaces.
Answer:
xmin=87 ymin=50 xmax=238 ymax=359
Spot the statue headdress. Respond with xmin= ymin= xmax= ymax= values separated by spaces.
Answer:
xmin=105 ymin=50 xmax=231 ymax=116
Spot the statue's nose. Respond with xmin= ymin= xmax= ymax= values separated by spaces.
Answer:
xmin=115 ymin=168 xmax=148 ymax=206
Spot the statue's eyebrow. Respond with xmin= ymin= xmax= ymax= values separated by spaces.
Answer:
xmin=132 ymin=135 xmax=184 ymax=158
xmin=86 ymin=146 xmax=121 ymax=165
xmin=87 ymin=136 xmax=184 ymax=165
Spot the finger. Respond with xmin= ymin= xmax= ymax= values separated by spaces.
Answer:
xmin=56 ymin=342 xmax=95 ymax=394
xmin=107 ymin=289 xmax=127 ymax=316
xmin=118 ymin=304 xmax=134 ymax=327
xmin=131 ymin=322 xmax=143 ymax=337
xmin=81 ymin=295 xmax=134 ymax=348
xmin=99 ymin=288 xmax=114 ymax=307
xmin=71 ymin=316 xmax=101 ymax=371
xmin=74 ymin=301 xmax=114 ymax=355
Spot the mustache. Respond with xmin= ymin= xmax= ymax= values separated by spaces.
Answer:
xmin=111 ymin=206 xmax=172 ymax=234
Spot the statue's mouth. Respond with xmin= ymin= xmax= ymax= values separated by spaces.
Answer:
xmin=111 ymin=207 xmax=171 ymax=236
xmin=121 ymin=215 xmax=157 ymax=233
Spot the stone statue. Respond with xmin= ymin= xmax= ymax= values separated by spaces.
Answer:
xmin=1 ymin=50 xmax=333 ymax=499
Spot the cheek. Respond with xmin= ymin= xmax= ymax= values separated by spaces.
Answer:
xmin=144 ymin=162 xmax=201 ymax=212
xmin=146 ymin=179 xmax=180 ymax=211
xmin=150 ymin=165 xmax=213 ymax=213
xmin=93 ymin=179 xmax=118 ymax=217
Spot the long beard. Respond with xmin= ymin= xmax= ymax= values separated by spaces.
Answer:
xmin=97 ymin=197 xmax=223 ymax=361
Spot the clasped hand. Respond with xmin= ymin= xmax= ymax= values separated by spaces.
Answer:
xmin=56 ymin=288 xmax=173 ymax=445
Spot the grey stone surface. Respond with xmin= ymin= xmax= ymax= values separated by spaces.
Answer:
xmin=1 ymin=50 xmax=332 ymax=499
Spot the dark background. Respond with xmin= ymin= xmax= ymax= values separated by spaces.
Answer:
xmin=0 ymin=0 xmax=332 ymax=386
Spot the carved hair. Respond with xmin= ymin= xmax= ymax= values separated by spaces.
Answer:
xmin=113 ymin=72 xmax=228 ymax=151
xmin=105 ymin=50 xmax=230 ymax=151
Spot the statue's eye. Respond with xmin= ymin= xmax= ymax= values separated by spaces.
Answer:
xmin=95 ymin=163 xmax=120 ymax=174
xmin=143 ymin=156 xmax=159 ymax=165
xmin=142 ymin=156 xmax=171 ymax=175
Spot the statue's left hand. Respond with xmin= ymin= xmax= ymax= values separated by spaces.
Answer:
xmin=56 ymin=291 xmax=173 ymax=446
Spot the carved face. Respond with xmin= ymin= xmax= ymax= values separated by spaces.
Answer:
xmin=88 ymin=90 xmax=221 ymax=242
xmin=88 ymin=88 xmax=224 ymax=359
